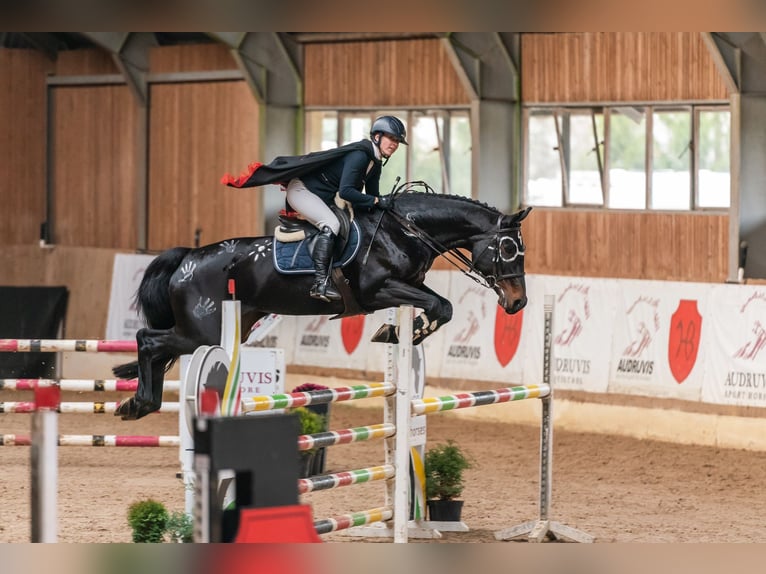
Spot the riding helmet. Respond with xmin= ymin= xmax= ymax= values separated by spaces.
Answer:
xmin=370 ymin=115 xmax=408 ymax=145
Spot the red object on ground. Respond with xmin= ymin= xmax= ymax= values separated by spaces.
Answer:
xmin=234 ymin=505 xmax=322 ymax=543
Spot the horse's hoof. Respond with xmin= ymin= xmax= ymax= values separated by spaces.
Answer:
xmin=370 ymin=324 xmax=399 ymax=344
xmin=115 ymin=397 xmax=159 ymax=420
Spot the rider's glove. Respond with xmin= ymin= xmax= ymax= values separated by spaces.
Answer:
xmin=375 ymin=195 xmax=393 ymax=211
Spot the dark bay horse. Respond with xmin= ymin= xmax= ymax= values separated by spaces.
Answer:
xmin=114 ymin=189 xmax=532 ymax=419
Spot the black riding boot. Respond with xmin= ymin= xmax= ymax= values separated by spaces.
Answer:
xmin=309 ymin=226 xmax=341 ymax=302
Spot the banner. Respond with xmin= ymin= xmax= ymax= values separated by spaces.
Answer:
xmin=702 ymin=285 xmax=766 ymax=407
xmin=436 ymin=271 xmax=525 ymax=383
xmin=242 ymin=271 xmax=766 ymax=410
xmin=608 ymin=280 xmax=707 ymax=400
xmin=547 ymin=276 xmax=616 ymax=393
xmin=106 ymin=253 xmax=156 ymax=340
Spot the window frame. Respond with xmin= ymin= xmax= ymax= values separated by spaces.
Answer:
xmin=304 ymin=107 xmax=472 ymax=197
xmin=523 ymin=102 xmax=730 ymax=212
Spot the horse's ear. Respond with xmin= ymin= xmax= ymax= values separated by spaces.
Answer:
xmin=508 ymin=206 xmax=532 ymax=224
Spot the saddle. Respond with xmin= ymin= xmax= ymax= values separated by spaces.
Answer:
xmin=273 ymin=203 xmax=359 ymax=273
xmin=273 ymin=201 xmax=366 ymax=318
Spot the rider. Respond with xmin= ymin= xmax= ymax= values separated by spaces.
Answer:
xmin=286 ymin=115 xmax=407 ymax=302
xmin=221 ymin=115 xmax=408 ymax=302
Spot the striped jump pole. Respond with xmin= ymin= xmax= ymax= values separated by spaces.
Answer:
xmin=297 ymin=423 xmax=395 ymax=451
xmin=410 ymin=384 xmax=551 ymax=415
xmin=1 ymin=434 xmax=180 ymax=447
xmin=0 ymin=379 xmax=180 ymax=393
xmin=240 ymin=382 xmax=395 ymax=413
xmin=0 ymin=339 xmax=137 ymax=353
xmin=0 ymin=401 xmax=180 ymax=414
xmin=314 ymin=506 xmax=394 ymax=535
xmin=298 ymin=464 xmax=395 ymax=494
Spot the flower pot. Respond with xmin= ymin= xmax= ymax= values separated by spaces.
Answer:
xmin=427 ymin=499 xmax=464 ymax=522
xmin=305 ymin=402 xmax=330 ymax=475
xmin=299 ymin=451 xmax=316 ymax=478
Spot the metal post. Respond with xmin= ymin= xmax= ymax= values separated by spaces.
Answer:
xmin=393 ymin=305 xmax=413 ymax=543
xmin=31 ymin=385 xmax=59 ymax=542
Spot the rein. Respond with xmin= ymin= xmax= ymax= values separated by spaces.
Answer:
xmin=373 ymin=181 xmax=523 ymax=288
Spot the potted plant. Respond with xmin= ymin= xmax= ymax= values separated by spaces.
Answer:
xmin=292 ymin=383 xmax=331 ymax=475
xmin=424 ymin=440 xmax=474 ymax=522
xmin=292 ymin=405 xmax=327 ymax=478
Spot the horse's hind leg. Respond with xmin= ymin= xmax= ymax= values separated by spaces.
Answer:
xmin=116 ymin=327 xmax=200 ymax=420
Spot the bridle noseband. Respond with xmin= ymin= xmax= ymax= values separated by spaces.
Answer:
xmin=470 ymin=219 xmax=526 ymax=288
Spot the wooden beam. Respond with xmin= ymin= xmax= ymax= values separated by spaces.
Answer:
xmin=700 ymin=32 xmax=739 ymax=94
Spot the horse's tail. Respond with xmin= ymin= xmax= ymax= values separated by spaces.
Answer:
xmin=112 ymin=247 xmax=190 ymax=380
xmin=137 ymin=246 xmax=191 ymax=329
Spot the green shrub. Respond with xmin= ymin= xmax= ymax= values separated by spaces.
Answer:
xmin=293 ymin=406 xmax=326 ymax=451
xmin=164 ymin=511 xmax=194 ymax=543
xmin=127 ymin=499 xmax=168 ymax=543
xmin=424 ymin=440 xmax=474 ymax=501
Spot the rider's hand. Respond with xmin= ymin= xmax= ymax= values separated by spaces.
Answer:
xmin=375 ymin=195 xmax=393 ymax=211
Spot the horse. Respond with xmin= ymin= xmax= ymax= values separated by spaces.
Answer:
xmin=113 ymin=185 xmax=532 ymax=419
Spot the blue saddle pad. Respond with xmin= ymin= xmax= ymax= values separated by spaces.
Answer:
xmin=273 ymin=220 xmax=361 ymax=274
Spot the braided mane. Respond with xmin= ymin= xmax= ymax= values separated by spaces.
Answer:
xmin=435 ymin=193 xmax=501 ymax=214
xmin=397 ymin=183 xmax=501 ymax=214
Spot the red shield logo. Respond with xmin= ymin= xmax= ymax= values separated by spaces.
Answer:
xmin=668 ymin=299 xmax=702 ymax=383
xmin=341 ymin=315 xmax=365 ymax=355
xmin=494 ymin=306 xmax=523 ymax=367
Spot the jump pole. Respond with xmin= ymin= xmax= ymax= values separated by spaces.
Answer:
xmin=494 ymin=294 xmax=593 ymax=543
xmin=30 ymin=385 xmax=59 ymax=543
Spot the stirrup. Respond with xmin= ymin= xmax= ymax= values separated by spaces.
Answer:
xmin=310 ymin=281 xmax=341 ymax=302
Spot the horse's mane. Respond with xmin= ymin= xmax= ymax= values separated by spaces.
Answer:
xmin=395 ymin=183 xmax=502 ymax=215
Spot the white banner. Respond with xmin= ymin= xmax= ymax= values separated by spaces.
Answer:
xmin=608 ymin=280 xmax=707 ymax=400
xmin=245 ymin=315 xmax=297 ymax=365
xmin=106 ymin=253 xmax=156 ymax=340
xmin=702 ymin=285 xmax=766 ymax=407
xmin=436 ymin=271 xmax=525 ymax=384
xmin=232 ymin=271 xmax=766 ymax=410
xmin=547 ymin=276 xmax=616 ymax=393
xmin=239 ymin=347 xmax=286 ymax=400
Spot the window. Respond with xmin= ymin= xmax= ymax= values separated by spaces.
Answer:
xmin=697 ymin=108 xmax=731 ymax=208
xmin=305 ymin=109 xmax=472 ymax=197
xmin=526 ymin=111 xmax=562 ymax=207
xmin=651 ymin=108 xmax=691 ymax=210
xmin=524 ymin=105 xmax=730 ymax=211
xmin=608 ymin=107 xmax=647 ymax=209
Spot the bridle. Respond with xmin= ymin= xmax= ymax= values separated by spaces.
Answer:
xmin=384 ymin=203 xmax=525 ymax=289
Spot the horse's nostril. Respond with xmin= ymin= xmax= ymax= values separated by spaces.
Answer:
xmin=511 ymin=297 xmax=528 ymax=313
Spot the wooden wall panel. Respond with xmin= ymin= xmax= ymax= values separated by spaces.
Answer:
xmin=305 ymin=39 xmax=469 ymax=107
xmin=55 ymin=48 xmax=118 ymax=75
xmin=0 ymin=245 xmax=123 ymax=339
xmin=522 ymin=33 xmax=729 ymax=103
xmin=0 ymin=49 xmax=49 ymax=245
xmin=149 ymin=44 xmax=236 ymax=73
xmin=148 ymin=81 xmax=261 ymax=250
xmin=523 ymin=209 xmax=729 ymax=282
xmin=52 ymin=85 xmax=138 ymax=249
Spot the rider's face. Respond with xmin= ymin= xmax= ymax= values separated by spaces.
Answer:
xmin=379 ymin=134 xmax=401 ymax=158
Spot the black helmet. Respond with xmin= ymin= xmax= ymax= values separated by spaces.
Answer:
xmin=370 ymin=115 xmax=408 ymax=145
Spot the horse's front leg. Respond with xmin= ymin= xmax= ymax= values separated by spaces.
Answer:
xmin=369 ymin=282 xmax=453 ymax=346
